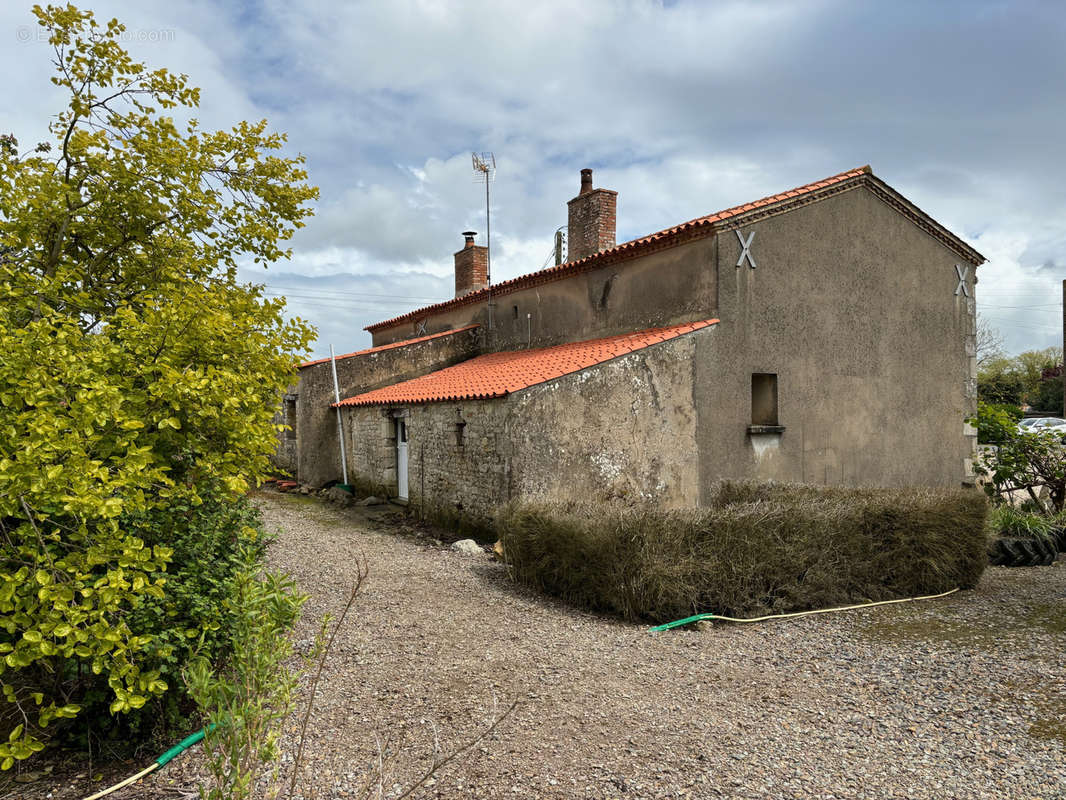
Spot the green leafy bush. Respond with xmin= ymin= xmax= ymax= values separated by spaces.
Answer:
xmin=2 ymin=494 xmax=269 ymax=756
xmin=969 ymin=401 xmax=1022 ymax=445
xmin=975 ymin=429 xmax=1066 ymax=512
xmin=0 ymin=4 xmax=314 ymax=765
xmin=498 ymin=482 xmax=988 ymax=622
xmin=122 ymin=495 xmax=266 ymax=733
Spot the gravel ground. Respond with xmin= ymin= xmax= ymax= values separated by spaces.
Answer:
xmin=14 ymin=490 xmax=1066 ymax=799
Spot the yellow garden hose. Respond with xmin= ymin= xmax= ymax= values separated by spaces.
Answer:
xmin=83 ymin=763 xmax=159 ymax=800
xmin=649 ymin=587 xmax=960 ymax=631
xmin=82 ymin=723 xmax=216 ymax=800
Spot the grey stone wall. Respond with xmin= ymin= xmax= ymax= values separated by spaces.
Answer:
xmin=271 ymin=391 xmax=299 ymax=475
xmin=342 ymin=400 xmax=510 ymax=525
xmin=293 ymin=327 xmax=480 ymax=487
xmin=340 ymin=331 xmax=703 ymax=526
xmin=508 ymin=332 xmax=700 ymax=507
xmin=344 ymin=408 xmax=397 ymax=495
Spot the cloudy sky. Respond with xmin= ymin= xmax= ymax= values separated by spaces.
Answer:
xmin=4 ymin=0 xmax=1063 ymax=359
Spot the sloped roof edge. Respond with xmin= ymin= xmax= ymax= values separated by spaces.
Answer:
xmin=862 ymin=175 xmax=986 ymax=266
xmin=335 ymin=318 xmax=719 ymax=407
xmin=297 ymin=324 xmax=479 ymax=369
xmin=366 ymin=165 xmax=984 ymax=334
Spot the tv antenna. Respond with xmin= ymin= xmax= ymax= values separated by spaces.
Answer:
xmin=472 ymin=152 xmax=495 ymax=286
xmin=472 ymin=151 xmax=496 ymax=330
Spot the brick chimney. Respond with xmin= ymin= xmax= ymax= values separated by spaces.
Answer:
xmin=566 ymin=168 xmax=617 ymax=262
xmin=454 ymin=231 xmax=488 ymax=298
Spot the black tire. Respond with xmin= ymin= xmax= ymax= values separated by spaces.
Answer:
xmin=1003 ymin=538 xmax=1032 ymax=566
xmin=1021 ymin=539 xmax=1044 ymax=566
xmin=1051 ymin=527 xmax=1066 ymax=554
xmin=988 ymin=539 xmax=1010 ymax=566
xmin=1035 ymin=537 xmax=1056 ymax=565
xmin=998 ymin=537 xmax=1037 ymax=567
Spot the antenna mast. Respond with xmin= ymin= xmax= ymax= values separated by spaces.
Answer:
xmin=472 ymin=152 xmax=495 ymax=330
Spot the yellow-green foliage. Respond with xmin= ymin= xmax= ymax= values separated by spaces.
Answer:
xmin=0 ymin=5 xmax=315 ymax=765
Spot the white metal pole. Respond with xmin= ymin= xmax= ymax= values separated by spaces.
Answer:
xmin=329 ymin=345 xmax=349 ymax=486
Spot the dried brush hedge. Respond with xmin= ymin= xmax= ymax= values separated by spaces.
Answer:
xmin=497 ymin=482 xmax=988 ymax=622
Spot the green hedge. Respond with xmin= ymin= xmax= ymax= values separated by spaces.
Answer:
xmin=56 ymin=494 xmax=268 ymax=751
xmin=497 ymin=482 xmax=988 ymax=622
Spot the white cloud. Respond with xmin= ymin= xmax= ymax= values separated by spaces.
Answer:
xmin=4 ymin=0 xmax=1063 ymax=359
xmin=972 ymin=230 xmax=1062 ymax=355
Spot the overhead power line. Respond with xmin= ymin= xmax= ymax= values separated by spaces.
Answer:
xmin=260 ymin=285 xmax=449 ymax=303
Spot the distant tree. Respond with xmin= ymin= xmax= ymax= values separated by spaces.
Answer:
xmin=977 ymin=356 xmax=1025 ymax=406
xmin=976 ymin=316 xmax=1005 ymax=369
xmin=977 ymin=347 xmax=1063 ymax=408
xmin=1033 ymin=366 xmax=1064 ymax=415
xmin=0 ymin=4 xmax=315 ymax=766
xmin=1013 ymin=347 xmax=1063 ymax=403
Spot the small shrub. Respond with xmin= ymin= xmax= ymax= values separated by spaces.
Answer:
xmin=988 ymin=506 xmax=1056 ymax=543
xmin=969 ymin=402 xmax=1022 ymax=445
xmin=186 ymin=547 xmax=307 ymax=800
xmin=44 ymin=494 xmax=269 ymax=754
xmin=975 ymin=428 xmax=1066 ymax=512
xmin=124 ymin=494 xmax=267 ymax=698
xmin=499 ymin=482 xmax=988 ymax=622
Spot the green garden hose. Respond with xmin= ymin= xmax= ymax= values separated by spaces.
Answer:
xmin=82 ymin=723 xmax=217 ymax=800
xmin=649 ymin=587 xmax=960 ymax=631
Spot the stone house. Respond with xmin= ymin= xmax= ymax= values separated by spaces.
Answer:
xmin=278 ymin=165 xmax=984 ymax=526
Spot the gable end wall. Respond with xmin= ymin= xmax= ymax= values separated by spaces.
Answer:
xmin=695 ymin=184 xmax=977 ymax=492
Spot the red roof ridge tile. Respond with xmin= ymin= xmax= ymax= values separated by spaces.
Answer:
xmin=297 ymin=324 xmax=479 ymax=369
xmin=335 ymin=318 xmax=719 ymax=408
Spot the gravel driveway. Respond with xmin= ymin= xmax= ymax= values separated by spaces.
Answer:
xmin=40 ymin=490 xmax=1066 ymax=799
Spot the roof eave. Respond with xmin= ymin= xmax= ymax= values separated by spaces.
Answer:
xmin=861 ymin=175 xmax=986 ymax=266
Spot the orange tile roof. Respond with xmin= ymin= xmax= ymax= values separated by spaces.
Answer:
xmin=298 ymin=324 xmax=479 ymax=369
xmin=365 ymin=167 xmax=872 ymax=334
xmin=335 ymin=319 xmax=718 ymax=407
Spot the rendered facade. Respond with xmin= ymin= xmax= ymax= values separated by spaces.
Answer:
xmin=277 ymin=165 xmax=985 ymax=526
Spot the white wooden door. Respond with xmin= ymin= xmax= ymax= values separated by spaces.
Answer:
xmin=396 ymin=419 xmax=408 ymax=501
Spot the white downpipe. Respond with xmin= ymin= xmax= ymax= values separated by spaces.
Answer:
xmin=330 ymin=345 xmax=349 ymax=485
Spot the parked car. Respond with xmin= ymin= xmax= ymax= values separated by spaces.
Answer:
xmin=1015 ymin=417 xmax=1066 ymax=445
xmin=1018 ymin=417 xmax=1066 ymax=434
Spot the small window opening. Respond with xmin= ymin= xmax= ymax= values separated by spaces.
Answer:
xmin=455 ymin=420 xmax=466 ymax=447
xmin=283 ymin=396 xmax=297 ymax=439
xmin=512 ymin=305 xmax=519 ymax=320
xmin=751 ymin=373 xmax=778 ymax=426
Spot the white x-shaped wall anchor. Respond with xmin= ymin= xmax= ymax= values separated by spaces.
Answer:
xmin=954 ymin=264 xmax=970 ymax=297
xmin=416 ymin=320 xmax=428 ymax=335
xmin=735 ymin=229 xmax=756 ymax=269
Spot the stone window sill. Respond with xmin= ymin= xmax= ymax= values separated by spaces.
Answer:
xmin=747 ymin=425 xmax=786 ymax=435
